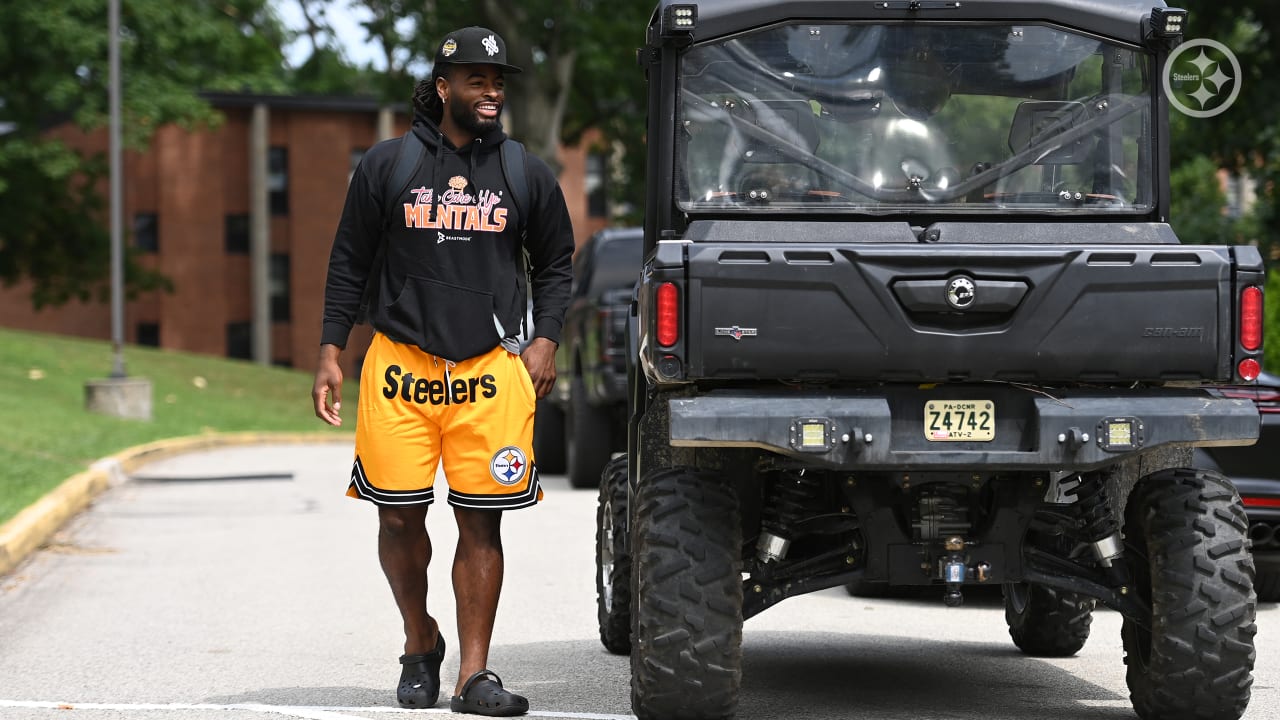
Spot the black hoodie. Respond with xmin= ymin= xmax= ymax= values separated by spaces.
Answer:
xmin=321 ymin=113 xmax=575 ymax=362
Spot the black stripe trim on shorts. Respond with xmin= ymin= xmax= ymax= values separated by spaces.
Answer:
xmin=447 ymin=466 xmax=542 ymax=510
xmin=349 ymin=456 xmax=435 ymax=506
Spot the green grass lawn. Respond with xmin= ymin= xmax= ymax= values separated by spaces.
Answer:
xmin=0 ymin=327 xmax=358 ymax=525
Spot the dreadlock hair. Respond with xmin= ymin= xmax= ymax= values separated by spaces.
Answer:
xmin=412 ymin=63 xmax=450 ymax=124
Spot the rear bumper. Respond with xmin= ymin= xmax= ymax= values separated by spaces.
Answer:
xmin=668 ymin=387 xmax=1259 ymax=471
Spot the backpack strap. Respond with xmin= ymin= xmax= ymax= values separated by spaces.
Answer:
xmin=499 ymin=139 xmax=533 ymax=338
xmin=356 ymin=131 xmax=428 ymax=324
xmin=499 ymin=139 xmax=530 ymax=235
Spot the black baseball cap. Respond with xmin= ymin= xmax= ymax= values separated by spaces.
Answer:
xmin=434 ymin=26 xmax=522 ymax=74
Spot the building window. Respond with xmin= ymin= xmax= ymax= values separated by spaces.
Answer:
xmin=586 ymin=153 xmax=608 ymax=218
xmin=268 ymin=146 xmax=289 ymax=215
xmin=270 ymin=253 xmax=290 ymax=323
xmin=226 ymin=322 xmax=252 ymax=360
xmin=225 ymin=213 xmax=250 ymax=254
xmin=134 ymin=213 xmax=159 ymax=253
xmin=136 ymin=323 xmax=159 ymax=347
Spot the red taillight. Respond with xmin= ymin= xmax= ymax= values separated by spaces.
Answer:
xmin=1242 ymin=496 xmax=1280 ymax=509
xmin=1239 ymin=358 xmax=1261 ymax=381
xmin=656 ymin=282 xmax=679 ymax=347
xmin=1241 ymin=286 xmax=1263 ymax=351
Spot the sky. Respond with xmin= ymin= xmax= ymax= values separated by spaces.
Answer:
xmin=275 ymin=0 xmax=395 ymax=70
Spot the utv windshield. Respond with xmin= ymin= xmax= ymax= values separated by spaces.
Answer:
xmin=677 ymin=23 xmax=1153 ymax=214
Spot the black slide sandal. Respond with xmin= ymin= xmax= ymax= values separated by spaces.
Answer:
xmin=450 ymin=669 xmax=529 ymax=716
xmin=398 ymin=635 xmax=446 ymax=708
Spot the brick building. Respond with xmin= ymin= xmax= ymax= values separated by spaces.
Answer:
xmin=0 ymin=93 xmax=611 ymax=378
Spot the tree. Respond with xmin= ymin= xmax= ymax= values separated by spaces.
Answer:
xmin=288 ymin=0 xmax=384 ymax=96
xmin=0 ymin=0 xmax=292 ymax=308
xmin=342 ymin=0 xmax=652 ymax=214
xmin=1169 ymin=2 xmax=1278 ymax=262
xmin=1166 ymin=2 xmax=1279 ymax=364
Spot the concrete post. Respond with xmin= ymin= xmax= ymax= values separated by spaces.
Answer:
xmin=377 ymin=105 xmax=396 ymax=141
xmin=85 ymin=378 xmax=153 ymax=421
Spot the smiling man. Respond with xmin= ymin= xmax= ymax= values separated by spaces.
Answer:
xmin=312 ymin=26 xmax=575 ymax=718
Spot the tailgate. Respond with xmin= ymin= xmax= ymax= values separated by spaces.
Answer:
xmin=684 ymin=243 xmax=1247 ymax=383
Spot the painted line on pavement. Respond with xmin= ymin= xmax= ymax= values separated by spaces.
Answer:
xmin=0 ymin=699 xmax=635 ymax=720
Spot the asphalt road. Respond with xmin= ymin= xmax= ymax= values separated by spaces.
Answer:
xmin=1 ymin=442 xmax=1277 ymax=720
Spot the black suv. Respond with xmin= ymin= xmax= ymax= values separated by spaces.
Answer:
xmin=596 ymin=3 xmax=1265 ymax=720
xmin=534 ymin=227 xmax=643 ymax=487
xmin=1198 ymin=371 xmax=1280 ymax=601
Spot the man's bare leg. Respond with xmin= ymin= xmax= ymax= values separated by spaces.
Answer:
xmin=377 ymin=504 xmax=440 ymax=654
xmin=452 ymin=507 xmax=504 ymax=695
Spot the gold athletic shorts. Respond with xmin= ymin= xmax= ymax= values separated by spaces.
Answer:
xmin=347 ymin=333 xmax=543 ymax=510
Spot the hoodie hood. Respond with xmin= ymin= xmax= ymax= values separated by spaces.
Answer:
xmin=411 ymin=110 xmax=508 ymax=154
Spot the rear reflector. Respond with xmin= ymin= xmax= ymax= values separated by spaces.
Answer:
xmin=656 ymin=282 xmax=679 ymax=347
xmin=1242 ymin=496 xmax=1280 ymax=508
xmin=1239 ymin=358 xmax=1261 ymax=381
xmin=1241 ymin=286 xmax=1262 ymax=351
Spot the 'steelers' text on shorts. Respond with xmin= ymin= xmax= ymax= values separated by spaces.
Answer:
xmin=348 ymin=333 xmax=543 ymax=509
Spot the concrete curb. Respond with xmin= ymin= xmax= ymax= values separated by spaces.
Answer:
xmin=0 ymin=431 xmax=353 ymax=577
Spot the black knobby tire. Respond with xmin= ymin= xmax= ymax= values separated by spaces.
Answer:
xmin=567 ymin=376 xmax=612 ymax=489
xmin=533 ymin=398 xmax=566 ymax=474
xmin=1003 ymin=582 xmax=1095 ymax=657
xmin=1122 ymin=468 xmax=1257 ymax=720
xmin=631 ymin=467 xmax=743 ymax=720
xmin=596 ymin=455 xmax=632 ymax=654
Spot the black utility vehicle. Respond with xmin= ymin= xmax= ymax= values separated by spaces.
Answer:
xmin=534 ymin=227 xmax=643 ymax=487
xmin=597 ymin=3 xmax=1266 ymax=720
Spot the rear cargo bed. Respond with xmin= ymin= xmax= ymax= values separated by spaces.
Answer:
xmin=684 ymin=242 xmax=1253 ymax=383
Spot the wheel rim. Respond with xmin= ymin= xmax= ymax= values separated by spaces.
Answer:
xmin=600 ymin=495 xmax=616 ymax=613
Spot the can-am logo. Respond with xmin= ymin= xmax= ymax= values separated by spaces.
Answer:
xmin=1143 ymin=327 xmax=1204 ymax=339
xmin=1162 ymin=39 xmax=1241 ymax=119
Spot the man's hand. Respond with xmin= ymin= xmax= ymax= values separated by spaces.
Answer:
xmin=312 ymin=344 xmax=344 ymax=426
xmin=521 ymin=337 xmax=557 ymax=399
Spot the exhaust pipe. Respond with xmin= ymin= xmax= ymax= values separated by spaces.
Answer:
xmin=1249 ymin=522 xmax=1277 ymax=549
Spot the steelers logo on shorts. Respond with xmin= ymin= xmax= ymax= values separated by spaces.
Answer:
xmin=490 ymin=446 xmax=528 ymax=486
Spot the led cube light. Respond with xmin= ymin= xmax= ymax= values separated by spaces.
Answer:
xmin=801 ymin=423 xmax=828 ymax=448
xmin=790 ymin=418 xmax=835 ymax=452
xmin=1150 ymin=7 xmax=1187 ymax=40
xmin=1097 ymin=417 xmax=1144 ymax=452
xmin=662 ymin=4 xmax=698 ymax=37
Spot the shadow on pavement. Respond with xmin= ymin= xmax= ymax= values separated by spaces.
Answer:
xmin=740 ymin=630 xmax=1130 ymax=720
xmin=206 ymin=630 xmax=1130 ymax=720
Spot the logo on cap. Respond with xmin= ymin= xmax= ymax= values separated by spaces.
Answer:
xmin=442 ymin=38 xmax=458 ymax=57
xmin=482 ymin=34 xmax=499 ymax=57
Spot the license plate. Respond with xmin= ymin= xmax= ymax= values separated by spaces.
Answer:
xmin=925 ymin=400 xmax=995 ymax=442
